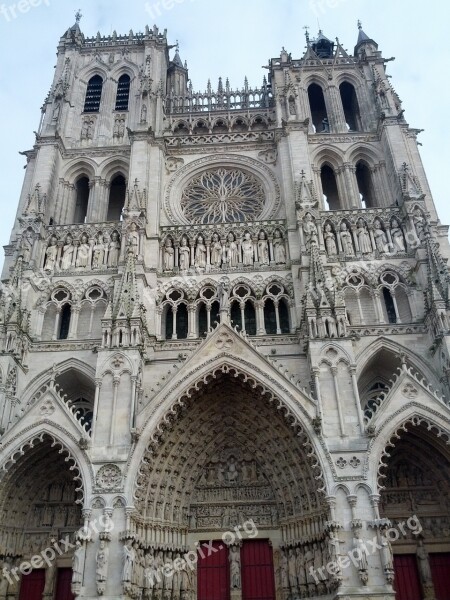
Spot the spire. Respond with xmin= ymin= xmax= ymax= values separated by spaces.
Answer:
xmin=113 ymin=246 xmax=140 ymax=321
xmin=354 ymin=20 xmax=378 ymax=55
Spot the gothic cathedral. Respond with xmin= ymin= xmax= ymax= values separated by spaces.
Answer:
xmin=0 ymin=16 xmax=449 ymax=600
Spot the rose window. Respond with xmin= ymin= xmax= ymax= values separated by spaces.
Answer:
xmin=180 ymin=168 xmax=265 ymax=224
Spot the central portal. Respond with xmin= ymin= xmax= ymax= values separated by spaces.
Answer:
xmin=133 ymin=371 xmax=327 ymax=599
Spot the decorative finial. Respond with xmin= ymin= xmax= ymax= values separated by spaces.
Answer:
xmin=303 ymin=25 xmax=310 ymax=43
xmin=75 ymin=9 xmax=82 ymax=24
xmin=357 ymin=19 xmax=362 ymax=30
xmin=176 ymin=39 xmax=179 ymax=52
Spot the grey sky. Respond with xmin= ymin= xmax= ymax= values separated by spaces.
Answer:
xmin=0 ymin=0 xmax=448 ymax=273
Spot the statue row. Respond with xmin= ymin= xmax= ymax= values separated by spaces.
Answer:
xmin=122 ymin=542 xmax=194 ymax=599
xmin=44 ymin=231 xmax=122 ymax=271
xmin=279 ymin=538 xmax=339 ymax=598
xmin=162 ymin=230 xmax=287 ymax=272
xmin=301 ymin=213 xmax=417 ymax=258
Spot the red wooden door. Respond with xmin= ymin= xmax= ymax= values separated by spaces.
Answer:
xmin=18 ymin=569 xmax=45 ymax=600
xmin=197 ymin=541 xmax=230 ymax=600
xmin=241 ymin=540 xmax=276 ymax=600
xmin=55 ymin=568 xmax=75 ymax=600
xmin=430 ymin=553 xmax=450 ymax=600
xmin=393 ymin=555 xmax=422 ymax=600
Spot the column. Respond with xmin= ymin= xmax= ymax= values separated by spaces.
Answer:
xmin=331 ymin=366 xmax=346 ymax=437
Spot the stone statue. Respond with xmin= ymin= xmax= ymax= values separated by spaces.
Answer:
xmin=380 ymin=529 xmax=393 ymax=571
xmin=127 ymin=223 xmax=139 ymax=256
xmin=356 ymin=219 xmax=372 ymax=254
xmin=44 ymin=236 xmax=58 ymax=271
xmin=390 ymin=218 xmax=406 ymax=252
xmin=413 ymin=208 xmax=426 ymax=242
xmin=123 ymin=541 xmax=135 ymax=582
xmin=211 ymin=233 xmax=222 ymax=267
xmin=76 ymin=233 xmax=90 ymax=268
xmin=72 ymin=540 xmax=84 ymax=584
xmin=242 ymin=232 xmax=254 ymax=266
xmin=353 ymin=529 xmax=369 ymax=584
xmin=92 ymin=234 xmax=107 ymax=268
xmin=229 ymin=545 xmax=241 ymax=589
xmin=295 ymin=547 xmax=306 ymax=594
xmin=194 ymin=235 xmax=207 ymax=269
xmin=273 ymin=229 xmax=286 ymax=264
xmin=322 ymin=117 xmax=330 ymax=132
xmin=96 ymin=540 xmax=109 ymax=583
xmin=416 ymin=540 xmax=432 ymax=583
xmin=288 ymin=548 xmax=297 ymax=591
xmin=164 ymin=238 xmax=175 ymax=271
xmin=303 ymin=213 xmax=319 ymax=249
xmin=20 ymin=229 xmax=34 ymax=263
xmin=324 ymin=223 xmax=337 ymax=256
xmin=373 ymin=219 xmax=388 ymax=253
xmin=61 ymin=234 xmax=75 ymax=270
xmin=179 ymin=237 xmax=190 ymax=270
xmin=339 ymin=222 xmax=355 ymax=255
xmin=226 ymin=233 xmax=239 ymax=267
xmin=280 ymin=550 xmax=289 ymax=589
xmin=257 ymin=230 xmax=269 ymax=265
xmin=107 ymin=231 xmax=121 ymax=267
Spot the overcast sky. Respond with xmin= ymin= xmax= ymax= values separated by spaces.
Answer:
xmin=0 ymin=0 xmax=448 ymax=271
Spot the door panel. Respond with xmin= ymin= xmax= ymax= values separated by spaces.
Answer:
xmin=430 ymin=553 xmax=450 ymax=600
xmin=197 ymin=541 xmax=230 ymax=600
xmin=18 ymin=569 xmax=46 ymax=600
xmin=393 ymin=555 xmax=422 ymax=600
xmin=241 ymin=540 xmax=276 ymax=600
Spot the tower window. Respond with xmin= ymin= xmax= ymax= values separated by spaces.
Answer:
xmin=74 ymin=176 xmax=90 ymax=223
xmin=58 ymin=304 xmax=72 ymax=340
xmin=356 ymin=162 xmax=377 ymax=208
xmin=107 ymin=175 xmax=126 ymax=221
xmin=83 ymin=75 xmax=103 ymax=113
xmin=321 ymin=165 xmax=341 ymax=210
xmin=382 ymin=288 xmax=397 ymax=324
xmin=339 ymin=82 xmax=361 ymax=131
xmin=308 ymin=84 xmax=329 ymax=133
xmin=115 ymin=74 xmax=131 ymax=111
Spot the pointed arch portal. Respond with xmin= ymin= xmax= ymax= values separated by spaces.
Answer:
xmin=132 ymin=370 xmax=330 ymax=598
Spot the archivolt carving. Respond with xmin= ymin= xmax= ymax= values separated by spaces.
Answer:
xmin=133 ymin=374 xmax=327 ymax=534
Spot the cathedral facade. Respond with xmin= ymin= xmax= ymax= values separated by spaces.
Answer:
xmin=0 ymin=16 xmax=449 ymax=600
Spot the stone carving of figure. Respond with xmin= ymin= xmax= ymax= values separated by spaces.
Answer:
xmin=218 ymin=282 xmax=230 ymax=312
xmin=413 ymin=208 xmax=426 ymax=242
xmin=194 ymin=235 xmax=207 ymax=269
xmin=92 ymin=235 xmax=106 ymax=269
xmin=144 ymin=551 xmax=157 ymax=591
xmin=96 ymin=540 xmax=109 ymax=583
xmin=280 ymin=550 xmax=289 ymax=589
xmin=227 ymin=457 xmax=239 ymax=484
xmin=288 ymin=548 xmax=297 ymax=591
xmin=61 ymin=234 xmax=75 ymax=270
xmin=273 ymin=229 xmax=286 ymax=264
xmin=45 ymin=236 xmax=58 ymax=271
xmin=20 ymin=229 xmax=34 ymax=263
xmin=107 ymin=232 xmax=121 ymax=267
xmin=127 ymin=223 xmax=139 ymax=256
xmin=324 ymin=223 xmax=337 ymax=256
xmin=303 ymin=213 xmax=319 ymax=249
xmin=416 ymin=541 xmax=432 ymax=583
xmin=226 ymin=233 xmax=239 ymax=267
xmin=356 ymin=219 xmax=372 ymax=254
xmin=322 ymin=117 xmax=330 ymax=132
xmin=295 ymin=547 xmax=306 ymax=593
xmin=380 ymin=530 xmax=394 ymax=571
xmin=304 ymin=544 xmax=315 ymax=589
xmin=76 ymin=233 xmax=90 ymax=268
xmin=211 ymin=233 xmax=222 ymax=267
xmin=390 ymin=218 xmax=406 ymax=253
xmin=242 ymin=232 xmax=254 ymax=266
xmin=179 ymin=237 xmax=190 ymax=271
xmin=229 ymin=545 xmax=241 ymax=589
xmin=353 ymin=529 xmax=369 ymax=584
xmin=373 ymin=219 xmax=388 ymax=253
xmin=339 ymin=222 xmax=355 ymax=255
xmin=141 ymin=103 xmax=147 ymax=123
xmin=164 ymin=238 xmax=175 ymax=271
xmin=257 ymin=231 xmax=269 ymax=265
xmin=123 ymin=542 xmax=135 ymax=582
xmin=72 ymin=541 xmax=85 ymax=584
